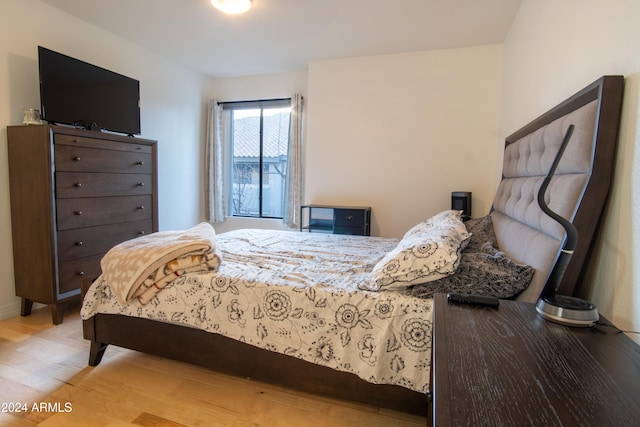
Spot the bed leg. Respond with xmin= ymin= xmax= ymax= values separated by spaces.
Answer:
xmin=88 ymin=341 xmax=109 ymax=366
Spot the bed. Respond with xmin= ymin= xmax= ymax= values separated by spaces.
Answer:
xmin=81 ymin=76 xmax=624 ymax=416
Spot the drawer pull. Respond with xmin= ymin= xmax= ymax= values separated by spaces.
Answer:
xmin=74 ymin=183 xmax=83 ymax=188
xmin=73 ymin=156 xmax=81 ymax=162
xmin=138 ymin=182 xmax=145 ymax=187
xmin=75 ymin=241 xmax=83 ymax=246
xmin=346 ymin=215 xmax=354 ymax=221
xmin=74 ymin=210 xmax=83 ymax=216
xmin=136 ymin=161 xmax=145 ymax=166
xmin=139 ymin=230 xmax=146 ymax=235
xmin=77 ymin=271 xmax=85 ymax=277
xmin=138 ymin=205 xmax=145 ymax=210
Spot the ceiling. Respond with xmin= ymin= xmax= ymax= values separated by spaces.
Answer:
xmin=41 ymin=0 xmax=522 ymax=78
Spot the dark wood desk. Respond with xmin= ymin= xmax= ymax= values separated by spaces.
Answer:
xmin=431 ymin=293 xmax=640 ymax=426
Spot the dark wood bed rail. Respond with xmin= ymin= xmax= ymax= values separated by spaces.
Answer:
xmin=80 ymin=277 xmax=427 ymax=415
xmin=82 ymin=313 xmax=428 ymax=416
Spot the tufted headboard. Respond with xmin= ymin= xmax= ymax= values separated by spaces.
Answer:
xmin=491 ymin=76 xmax=624 ymax=303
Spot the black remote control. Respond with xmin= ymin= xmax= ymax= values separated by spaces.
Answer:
xmin=447 ymin=293 xmax=500 ymax=307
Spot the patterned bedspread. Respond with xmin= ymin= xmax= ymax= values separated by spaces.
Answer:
xmin=81 ymin=229 xmax=434 ymax=393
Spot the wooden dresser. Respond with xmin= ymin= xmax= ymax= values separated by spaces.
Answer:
xmin=7 ymin=125 xmax=158 ymax=324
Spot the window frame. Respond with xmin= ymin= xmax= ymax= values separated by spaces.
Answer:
xmin=220 ymin=98 xmax=291 ymax=219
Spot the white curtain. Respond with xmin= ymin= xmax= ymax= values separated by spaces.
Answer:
xmin=283 ymin=94 xmax=304 ymax=228
xmin=205 ymin=99 xmax=225 ymax=223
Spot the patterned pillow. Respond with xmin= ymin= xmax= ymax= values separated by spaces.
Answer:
xmin=362 ymin=210 xmax=471 ymax=291
xmin=409 ymin=214 xmax=534 ymax=299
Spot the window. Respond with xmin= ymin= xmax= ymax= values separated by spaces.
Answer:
xmin=222 ymin=99 xmax=291 ymax=218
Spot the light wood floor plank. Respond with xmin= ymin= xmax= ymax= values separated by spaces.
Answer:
xmin=0 ymin=306 xmax=426 ymax=426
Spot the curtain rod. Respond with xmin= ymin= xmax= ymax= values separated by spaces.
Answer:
xmin=217 ymin=97 xmax=293 ymax=107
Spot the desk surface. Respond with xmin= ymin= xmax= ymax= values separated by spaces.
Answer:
xmin=432 ymin=293 xmax=640 ymax=426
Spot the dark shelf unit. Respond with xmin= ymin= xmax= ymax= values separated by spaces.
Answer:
xmin=300 ymin=204 xmax=371 ymax=236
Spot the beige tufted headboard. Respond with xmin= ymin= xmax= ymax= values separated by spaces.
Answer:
xmin=491 ymin=76 xmax=624 ymax=303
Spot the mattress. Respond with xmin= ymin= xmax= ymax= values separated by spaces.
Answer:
xmin=81 ymin=228 xmax=434 ymax=393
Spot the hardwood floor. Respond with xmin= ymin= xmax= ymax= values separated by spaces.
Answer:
xmin=0 ymin=305 xmax=427 ymax=426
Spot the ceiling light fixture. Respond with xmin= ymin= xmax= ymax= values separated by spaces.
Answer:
xmin=211 ymin=0 xmax=252 ymax=15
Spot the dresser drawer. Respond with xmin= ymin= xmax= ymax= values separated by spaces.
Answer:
xmin=56 ymin=172 xmax=153 ymax=198
xmin=55 ymin=144 xmax=153 ymax=174
xmin=56 ymin=195 xmax=153 ymax=231
xmin=58 ymin=255 xmax=103 ymax=294
xmin=54 ymin=133 xmax=154 ymax=153
xmin=334 ymin=209 xmax=366 ymax=227
xmin=57 ymin=219 xmax=154 ymax=261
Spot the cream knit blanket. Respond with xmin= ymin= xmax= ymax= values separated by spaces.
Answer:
xmin=101 ymin=222 xmax=221 ymax=305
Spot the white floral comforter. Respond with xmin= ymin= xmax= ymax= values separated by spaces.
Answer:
xmin=81 ymin=229 xmax=433 ymax=393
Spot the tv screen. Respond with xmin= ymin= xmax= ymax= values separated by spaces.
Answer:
xmin=38 ymin=46 xmax=141 ymax=135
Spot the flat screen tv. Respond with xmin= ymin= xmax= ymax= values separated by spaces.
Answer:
xmin=38 ymin=46 xmax=141 ymax=135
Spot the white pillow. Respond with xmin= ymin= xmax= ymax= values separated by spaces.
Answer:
xmin=362 ymin=210 xmax=471 ymax=291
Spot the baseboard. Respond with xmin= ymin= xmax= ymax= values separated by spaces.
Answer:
xmin=0 ymin=299 xmax=47 ymax=320
xmin=0 ymin=299 xmax=22 ymax=320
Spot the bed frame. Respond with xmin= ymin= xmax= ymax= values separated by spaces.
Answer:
xmin=493 ymin=75 xmax=624 ymax=302
xmin=82 ymin=76 xmax=624 ymax=416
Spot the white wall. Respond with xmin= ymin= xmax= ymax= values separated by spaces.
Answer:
xmin=305 ymin=46 xmax=503 ymax=237
xmin=211 ymin=46 xmax=503 ymax=239
xmin=501 ymin=0 xmax=640 ymax=340
xmin=0 ymin=0 xmax=210 ymax=319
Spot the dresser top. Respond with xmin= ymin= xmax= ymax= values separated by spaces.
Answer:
xmin=8 ymin=124 xmax=156 ymax=146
